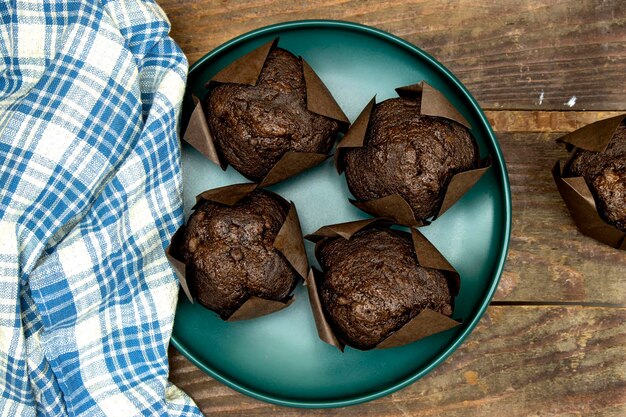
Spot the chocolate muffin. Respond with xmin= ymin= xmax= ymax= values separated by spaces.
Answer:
xmin=183 ymin=190 xmax=297 ymax=319
xmin=564 ymin=123 xmax=626 ymax=232
xmin=317 ymin=228 xmax=454 ymax=350
xmin=205 ymin=47 xmax=341 ymax=182
xmin=342 ymin=97 xmax=480 ymax=221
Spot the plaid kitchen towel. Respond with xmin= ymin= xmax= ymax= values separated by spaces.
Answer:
xmin=0 ymin=0 xmax=203 ymax=415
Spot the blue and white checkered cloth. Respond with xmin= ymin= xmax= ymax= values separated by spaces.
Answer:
xmin=0 ymin=0 xmax=203 ymax=415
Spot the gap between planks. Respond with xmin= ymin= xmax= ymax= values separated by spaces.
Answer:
xmin=484 ymin=110 xmax=623 ymax=133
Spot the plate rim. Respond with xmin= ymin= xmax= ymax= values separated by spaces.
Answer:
xmin=171 ymin=19 xmax=512 ymax=409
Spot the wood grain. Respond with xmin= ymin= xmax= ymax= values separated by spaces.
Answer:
xmin=495 ymin=131 xmax=626 ymax=304
xmin=157 ymin=0 xmax=626 ymax=111
xmin=166 ymin=124 xmax=626 ymax=414
xmin=485 ymin=110 xmax=625 ymax=133
xmin=169 ymin=305 xmax=626 ymax=416
xmin=157 ymin=0 xmax=626 ymax=413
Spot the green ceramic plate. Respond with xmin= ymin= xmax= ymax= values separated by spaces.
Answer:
xmin=171 ymin=20 xmax=511 ymax=408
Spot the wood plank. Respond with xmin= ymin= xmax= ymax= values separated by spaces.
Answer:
xmin=485 ymin=110 xmax=625 ymax=133
xmin=169 ymin=305 xmax=626 ymax=416
xmin=157 ymin=0 xmax=626 ymax=111
xmin=496 ymin=131 xmax=626 ymax=304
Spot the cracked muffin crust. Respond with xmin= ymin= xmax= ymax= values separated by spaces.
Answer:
xmin=317 ymin=228 xmax=454 ymax=350
xmin=183 ymin=190 xmax=297 ymax=319
xmin=205 ymin=47 xmax=340 ymax=182
xmin=341 ymin=97 xmax=480 ymax=221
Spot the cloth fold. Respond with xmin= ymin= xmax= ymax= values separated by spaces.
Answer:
xmin=0 ymin=0 xmax=202 ymax=415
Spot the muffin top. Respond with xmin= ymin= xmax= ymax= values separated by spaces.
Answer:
xmin=205 ymin=47 xmax=340 ymax=182
xmin=317 ymin=228 xmax=453 ymax=350
xmin=565 ymin=123 xmax=626 ymax=232
xmin=183 ymin=190 xmax=297 ymax=319
xmin=342 ymin=97 xmax=480 ymax=221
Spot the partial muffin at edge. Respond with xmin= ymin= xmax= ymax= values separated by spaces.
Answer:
xmin=564 ymin=123 xmax=626 ymax=232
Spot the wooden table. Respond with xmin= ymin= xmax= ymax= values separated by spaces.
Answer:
xmin=158 ymin=1 xmax=626 ymax=415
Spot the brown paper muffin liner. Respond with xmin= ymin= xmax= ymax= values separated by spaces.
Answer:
xmin=553 ymin=114 xmax=626 ymax=250
xmin=182 ymin=38 xmax=349 ymax=187
xmin=165 ymin=183 xmax=310 ymax=321
xmin=335 ymin=82 xmax=491 ymax=227
xmin=304 ymin=219 xmax=461 ymax=351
